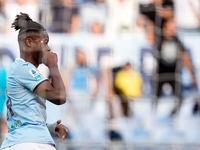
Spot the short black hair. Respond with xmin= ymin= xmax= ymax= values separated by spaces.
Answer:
xmin=11 ymin=12 xmax=45 ymax=35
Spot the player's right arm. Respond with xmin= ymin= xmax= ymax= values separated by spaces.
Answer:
xmin=34 ymin=42 xmax=66 ymax=105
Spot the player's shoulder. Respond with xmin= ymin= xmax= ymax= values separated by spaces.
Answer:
xmin=13 ymin=58 xmax=37 ymax=75
xmin=15 ymin=58 xmax=34 ymax=68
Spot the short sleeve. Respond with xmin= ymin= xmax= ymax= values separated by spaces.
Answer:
xmin=14 ymin=63 xmax=48 ymax=91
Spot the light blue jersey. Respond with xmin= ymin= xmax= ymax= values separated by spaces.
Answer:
xmin=1 ymin=58 xmax=55 ymax=149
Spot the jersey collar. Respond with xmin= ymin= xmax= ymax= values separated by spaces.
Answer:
xmin=16 ymin=58 xmax=25 ymax=62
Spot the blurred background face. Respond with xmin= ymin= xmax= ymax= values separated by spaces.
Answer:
xmin=146 ymin=21 xmax=155 ymax=43
xmin=76 ymin=51 xmax=86 ymax=66
xmin=91 ymin=22 xmax=103 ymax=34
xmin=162 ymin=19 xmax=176 ymax=39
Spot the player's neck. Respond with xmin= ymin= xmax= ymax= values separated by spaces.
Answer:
xmin=20 ymin=53 xmax=39 ymax=68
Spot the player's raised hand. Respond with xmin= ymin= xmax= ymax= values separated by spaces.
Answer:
xmin=40 ymin=41 xmax=58 ymax=68
xmin=55 ymin=120 xmax=69 ymax=142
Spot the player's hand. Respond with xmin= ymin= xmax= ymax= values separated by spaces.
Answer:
xmin=55 ymin=120 xmax=69 ymax=142
xmin=40 ymin=41 xmax=58 ymax=67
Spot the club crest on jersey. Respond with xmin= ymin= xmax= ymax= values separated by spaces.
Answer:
xmin=29 ymin=68 xmax=41 ymax=80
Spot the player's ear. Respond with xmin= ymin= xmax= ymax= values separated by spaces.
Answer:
xmin=25 ymin=38 xmax=33 ymax=47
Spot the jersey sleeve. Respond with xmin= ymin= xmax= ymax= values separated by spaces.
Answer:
xmin=14 ymin=63 xmax=48 ymax=91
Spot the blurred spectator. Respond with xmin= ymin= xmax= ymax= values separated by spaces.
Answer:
xmin=91 ymin=22 xmax=103 ymax=34
xmin=3 ymin=0 xmax=40 ymax=34
xmin=0 ymin=52 xmax=7 ymax=139
xmin=187 ymin=0 xmax=200 ymax=114
xmin=39 ymin=0 xmax=52 ymax=30
xmin=0 ymin=0 xmax=6 ymax=33
xmin=146 ymin=20 xmax=155 ymax=44
xmin=139 ymin=0 xmax=156 ymax=24
xmin=157 ymin=0 xmax=174 ymax=20
xmin=0 ymin=52 xmax=6 ymax=119
xmin=115 ymin=63 xmax=143 ymax=98
xmin=61 ymin=50 xmax=100 ymax=140
xmin=63 ymin=50 xmax=99 ymax=98
xmin=105 ymin=0 xmax=139 ymax=36
xmin=153 ymin=19 xmax=197 ymax=115
xmin=174 ymin=0 xmax=200 ymax=30
xmin=139 ymin=0 xmax=173 ymax=29
xmin=0 ymin=0 xmax=5 ymax=14
xmin=188 ymin=0 xmax=200 ymax=29
xmin=79 ymin=0 xmax=107 ymax=32
xmin=50 ymin=0 xmax=80 ymax=33
xmin=140 ymin=20 xmax=156 ymax=97
xmin=114 ymin=62 xmax=143 ymax=117
xmin=134 ymin=14 xmax=147 ymax=34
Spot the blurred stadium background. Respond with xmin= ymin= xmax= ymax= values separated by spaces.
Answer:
xmin=1 ymin=0 xmax=200 ymax=149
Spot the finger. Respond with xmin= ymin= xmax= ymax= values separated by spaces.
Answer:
xmin=65 ymin=127 xmax=69 ymax=132
xmin=57 ymin=119 xmax=61 ymax=124
xmin=55 ymin=131 xmax=60 ymax=137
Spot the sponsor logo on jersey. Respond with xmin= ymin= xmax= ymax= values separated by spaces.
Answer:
xmin=8 ymin=120 xmax=22 ymax=130
xmin=29 ymin=68 xmax=42 ymax=80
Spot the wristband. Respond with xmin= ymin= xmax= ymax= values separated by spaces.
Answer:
xmin=47 ymin=121 xmax=59 ymax=134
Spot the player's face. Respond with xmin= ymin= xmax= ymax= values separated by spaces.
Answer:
xmin=35 ymin=31 xmax=50 ymax=64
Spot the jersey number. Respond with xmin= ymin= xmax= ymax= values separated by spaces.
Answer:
xmin=6 ymin=97 xmax=14 ymax=120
